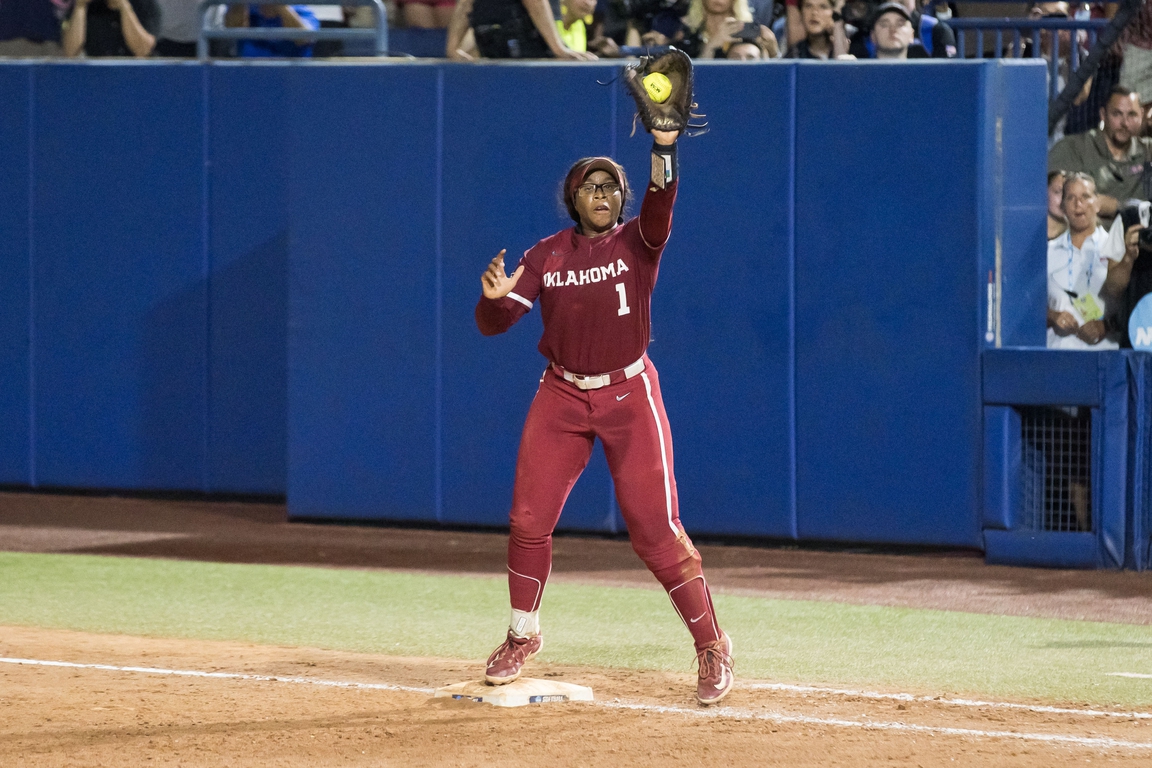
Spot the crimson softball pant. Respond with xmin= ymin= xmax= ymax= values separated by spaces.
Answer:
xmin=506 ymin=356 xmax=722 ymax=651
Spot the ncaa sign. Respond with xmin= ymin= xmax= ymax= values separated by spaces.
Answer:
xmin=1131 ymin=294 xmax=1152 ymax=350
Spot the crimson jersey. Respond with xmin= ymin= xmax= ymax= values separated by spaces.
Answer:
xmin=475 ymin=180 xmax=678 ymax=375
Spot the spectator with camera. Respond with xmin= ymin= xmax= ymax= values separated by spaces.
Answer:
xmin=786 ymin=0 xmax=846 ymax=59
xmin=678 ymin=0 xmax=754 ymax=58
xmin=62 ymin=0 xmax=158 ymax=57
xmin=1049 ymin=87 xmax=1152 ymax=224
xmin=1047 ymin=173 xmax=1142 ymax=350
xmin=723 ymin=21 xmax=777 ymax=57
xmin=619 ymin=0 xmax=688 ymax=47
xmin=224 ymin=4 xmax=319 ymax=57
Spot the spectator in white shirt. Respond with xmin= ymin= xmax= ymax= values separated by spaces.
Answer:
xmin=1047 ymin=172 xmax=1142 ymax=349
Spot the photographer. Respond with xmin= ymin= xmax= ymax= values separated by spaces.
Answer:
xmin=622 ymin=0 xmax=688 ymax=46
xmin=785 ymin=0 xmax=847 ymax=59
xmin=461 ymin=0 xmax=598 ymax=58
xmin=679 ymin=0 xmax=754 ymax=58
xmin=724 ymin=21 xmax=777 ymax=57
xmin=62 ymin=0 xmax=158 ymax=58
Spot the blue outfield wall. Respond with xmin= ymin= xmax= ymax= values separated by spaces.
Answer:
xmin=0 ymin=59 xmax=1047 ymax=548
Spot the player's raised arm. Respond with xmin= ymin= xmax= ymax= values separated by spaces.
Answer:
xmin=622 ymin=49 xmax=695 ymax=256
xmin=637 ymin=133 xmax=679 ymax=254
xmin=476 ymin=249 xmax=536 ymax=336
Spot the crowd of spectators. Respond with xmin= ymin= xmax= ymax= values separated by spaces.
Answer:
xmin=1048 ymin=85 xmax=1152 ymax=349
xmin=0 ymin=1 xmax=330 ymax=57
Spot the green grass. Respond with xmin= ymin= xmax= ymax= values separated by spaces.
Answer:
xmin=2 ymin=551 xmax=1151 ymax=707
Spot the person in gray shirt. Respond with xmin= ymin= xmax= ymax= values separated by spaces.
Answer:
xmin=1049 ymin=86 xmax=1152 ymax=223
xmin=154 ymin=0 xmax=200 ymax=56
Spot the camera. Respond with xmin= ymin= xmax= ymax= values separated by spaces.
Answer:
xmin=1119 ymin=200 xmax=1152 ymax=249
xmin=1120 ymin=200 xmax=1151 ymax=230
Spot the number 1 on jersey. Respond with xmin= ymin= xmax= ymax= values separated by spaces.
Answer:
xmin=615 ymin=283 xmax=631 ymax=316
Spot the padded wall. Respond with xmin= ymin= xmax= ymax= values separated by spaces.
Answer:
xmin=32 ymin=63 xmax=207 ymax=490
xmin=287 ymin=65 xmax=440 ymax=521
xmin=0 ymin=60 xmax=1049 ymax=549
xmin=0 ymin=63 xmax=31 ymax=485
xmin=207 ymin=64 xmax=291 ymax=495
xmin=986 ymin=62 xmax=1049 ymax=348
xmin=794 ymin=62 xmax=986 ymax=547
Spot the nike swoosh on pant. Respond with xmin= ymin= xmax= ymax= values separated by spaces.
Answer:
xmin=616 ymin=393 xmax=631 ymax=401
xmin=689 ymin=613 xmax=707 ymax=623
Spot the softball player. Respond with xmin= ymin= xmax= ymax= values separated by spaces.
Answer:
xmin=475 ymin=127 xmax=734 ymax=705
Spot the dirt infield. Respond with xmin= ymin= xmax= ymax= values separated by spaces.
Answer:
xmin=4 ymin=490 xmax=1152 ymax=766
xmin=3 ymin=624 xmax=1152 ymax=767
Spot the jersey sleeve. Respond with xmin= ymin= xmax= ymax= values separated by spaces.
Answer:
xmin=637 ymin=141 xmax=679 ymax=259
xmin=475 ymin=250 xmax=543 ymax=336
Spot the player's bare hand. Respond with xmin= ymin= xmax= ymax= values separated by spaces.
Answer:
xmin=1050 ymin=311 xmax=1079 ymax=336
xmin=481 ymin=250 xmax=525 ymax=300
xmin=1076 ymin=319 xmax=1106 ymax=345
xmin=651 ymin=129 xmax=679 ymax=146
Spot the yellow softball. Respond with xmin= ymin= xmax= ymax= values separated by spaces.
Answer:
xmin=642 ymin=72 xmax=672 ymax=104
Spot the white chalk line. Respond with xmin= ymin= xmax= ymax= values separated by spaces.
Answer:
xmin=1108 ymin=672 xmax=1152 ymax=680
xmin=3 ymin=656 xmax=1150 ymax=752
xmin=598 ymin=700 xmax=1152 ymax=751
xmin=745 ymin=681 xmax=1152 ymax=720
xmin=0 ymin=657 xmax=433 ymax=695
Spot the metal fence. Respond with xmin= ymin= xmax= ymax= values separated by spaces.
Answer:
xmin=1020 ymin=406 xmax=1093 ymax=533
xmin=196 ymin=0 xmax=389 ymax=59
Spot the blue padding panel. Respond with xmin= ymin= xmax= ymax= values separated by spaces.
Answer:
xmin=32 ymin=63 xmax=207 ymax=490
xmin=207 ymin=65 xmax=290 ymax=495
xmin=389 ymin=28 xmax=448 ymax=58
xmin=982 ymin=406 xmax=1020 ymax=530
xmin=990 ymin=61 xmax=1048 ymax=348
xmin=287 ymin=66 xmax=439 ymax=520
xmin=1128 ymin=352 xmax=1152 ymax=570
xmin=1097 ymin=352 xmax=1128 ymax=569
xmin=984 ymin=530 xmax=1097 ymax=569
xmin=631 ymin=63 xmax=795 ymax=537
xmin=983 ymin=348 xmax=1101 ymax=406
xmin=0 ymin=64 xmax=31 ymax=485
xmin=794 ymin=62 xmax=982 ymax=547
xmin=439 ymin=64 xmax=621 ymax=529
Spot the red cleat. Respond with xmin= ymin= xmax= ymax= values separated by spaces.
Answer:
xmin=485 ymin=631 xmax=543 ymax=685
xmin=695 ymin=632 xmax=734 ymax=706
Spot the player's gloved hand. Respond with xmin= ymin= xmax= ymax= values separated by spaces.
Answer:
xmin=481 ymin=249 xmax=525 ymax=300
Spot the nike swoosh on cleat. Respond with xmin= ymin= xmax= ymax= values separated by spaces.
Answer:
xmin=616 ymin=393 xmax=630 ymax=401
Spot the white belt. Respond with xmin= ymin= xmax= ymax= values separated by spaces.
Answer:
xmin=552 ymin=357 xmax=646 ymax=391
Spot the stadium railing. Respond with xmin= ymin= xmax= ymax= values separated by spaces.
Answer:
xmin=196 ymin=0 xmax=389 ymax=59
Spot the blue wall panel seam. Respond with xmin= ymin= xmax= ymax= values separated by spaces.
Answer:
xmin=201 ymin=63 xmax=212 ymax=493
xmin=787 ymin=63 xmax=797 ymax=540
xmin=26 ymin=64 xmax=36 ymax=487
xmin=434 ymin=66 xmax=445 ymax=523
xmin=607 ymin=80 xmax=619 ymax=533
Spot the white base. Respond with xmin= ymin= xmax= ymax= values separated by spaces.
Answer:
xmin=434 ymin=678 xmax=594 ymax=708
